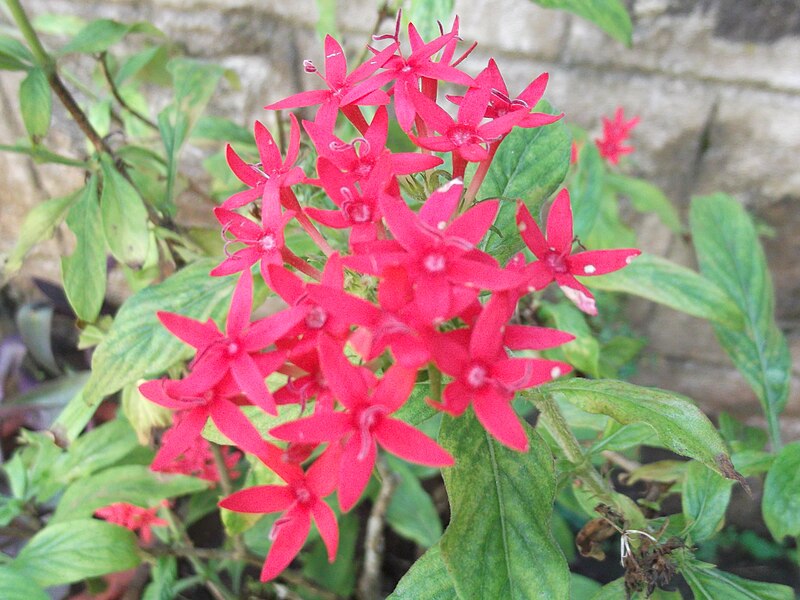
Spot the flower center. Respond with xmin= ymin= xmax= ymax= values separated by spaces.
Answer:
xmin=260 ymin=232 xmax=277 ymax=251
xmin=226 ymin=341 xmax=240 ymax=356
xmin=294 ymin=486 xmax=312 ymax=505
xmin=343 ymin=201 xmax=372 ymax=223
xmin=423 ymin=252 xmax=446 ymax=273
xmin=305 ymin=305 xmax=328 ymax=329
xmin=544 ymin=251 xmax=569 ymax=274
xmin=466 ymin=364 xmax=488 ymax=388
xmin=448 ymin=125 xmax=479 ymax=147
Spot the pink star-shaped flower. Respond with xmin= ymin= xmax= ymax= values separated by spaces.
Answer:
xmin=594 ymin=107 xmax=640 ymax=165
xmin=516 ymin=189 xmax=641 ymax=315
xmin=270 ymin=336 xmax=453 ymax=511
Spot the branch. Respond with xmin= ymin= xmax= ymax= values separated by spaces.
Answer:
xmin=98 ymin=52 xmax=159 ymax=130
xmin=357 ymin=457 xmax=398 ymax=600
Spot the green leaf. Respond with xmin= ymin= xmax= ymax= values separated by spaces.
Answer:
xmin=61 ymin=419 xmax=140 ymax=479
xmin=0 ymin=567 xmax=49 ymax=600
xmin=83 ymin=259 xmax=234 ymax=405
xmin=50 ymin=374 xmax=97 ymax=442
xmin=122 ymin=382 xmax=172 ymax=444
xmin=12 ymin=520 xmax=141 ymax=586
xmin=99 ymin=154 xmax=151 ymax=267
xmin=19 ymin=67 xmax=52 ymax=139
xmin=570 ymin=573 xmax=602 ymax=598
xmin=142 ymin=556 xmax=177 ymax=600
xmin=690 ymin=193 xmax=791 ymax=448
xmin=0 ymin=142 xmax=88 ymax=167
xmin=4 ymin=191 xmax=77 ymax=275
xmin=192 ymin=115 xmax=253 ymax=145
xmin=569 ymin=142 xmax=605 ymax=239
xmin=388 ymin=544 xmax=458 ymax=600
xmin=31 ymin=13 xmax=87 ymax=36
xmin=302 ymin=513 xmax=358 ymax=597
xmin=606 ymin=173 xmax=683 ymax=233
xmin=52 ymin=465 xmax=207 ymax=523
xmin=762 ymin=441 xmax=800 ymax=541
xmin=585 ymin=253 xmax=743 ymax=328
xmin=539 ymin=300 xmax=600 ymax=377
xmin=480 ymin=105 xmax=571 ymax=266
xmin=681 ymin=558 xmax=794 ymax=600
xmin=539 ymin=379 xmax=732 ymax=476
xmin=385 ymin=456 xmax=442 ymax=548
xmin=61 ymin=176 xmax=107 ymax=321
xmin=407 ymin=0 xmax=455 ymax=40
xmin=314 ymin=0 xmax=340 ymax=39
xmin=682 ymin=461 xmax=733 ymax=543
xmin=158 ymin=58 xmax=225 ymax=214
xmin=0 ymin=35 xmax=34 ymax=70
xmin=530 ymin=0 xmax=632 ymax=45
xmin=60 ymin=18 xmax=162 ymax=54
xmin=439 ymin=411 xmax=569 ymax=600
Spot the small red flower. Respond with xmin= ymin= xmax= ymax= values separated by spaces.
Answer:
xmin=516 ymin=189 xmax=641 ymax=315
xmin=270 ymin=336 xmax=454 ymax=511
xmin=595 ymin=107 xmax=640 ymax=165
xmin=219 ymin=445 xmax=340 ymax=581
xmin=95 ymin=502 xmax=167 ymax=545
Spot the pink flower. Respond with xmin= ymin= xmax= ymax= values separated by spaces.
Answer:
xmin=516 ymin=189 xmax=641 ymax=315
xmin=431 ymin=295 xmax=571 ymax=451
xmin=595 ymin=107 xmax=640 ymax=165
xmin=219 ymin=445 xmax=340 ymax=581
xmin=344 ymin=179 xmax=522 ymax=323
xmin=95 ymin=503 xmax=167 ymax=545
xmin=155 ymin=430 xmax=241 ymax=486
xmin=222 ymin=116 xmax=305 ymax=210
xmin=303 ymin=106 xmax=442 ymax=183
xmin=265 ymin=35 xmax=398 ymax=132
xmin=344 ymin=17 xmax=475 ymax=131
xmin=270 ymin=336 xmax=454 ymax=511
xmin=156 ymin=270 xmax=304 ymax=414
xmin=448 ymin=59 xmax=562 ymax=129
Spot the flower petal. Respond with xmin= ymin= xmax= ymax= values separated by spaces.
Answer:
xmin=311 ymin=499 xmax=339 ymax=562
xmin=546 ymin=189 xmax=573 ymax=254
xmin=568 ymin=248 xmax=641 ymax=276
xmin=338 ymin=435 xmax=376 ymax=512
xmin=151 ymin=407 xmax=209 ymax=470
xmin=374 ymin=418 xmax=454 ymax=466
xmin=472 ymin=390 xmax=528 ymax=452
xmin=219 ymin=485 xmax=294 ymax=514
xmin=260 ymin=508 xmax=312 ymax=581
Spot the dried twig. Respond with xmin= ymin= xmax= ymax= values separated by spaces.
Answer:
xmin=357 ymin=456 xmax=399 ymax=600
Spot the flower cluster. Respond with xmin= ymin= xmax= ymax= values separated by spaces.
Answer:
xmin=140 ymin=14 xmax=640 ymax=582
xmin=95 ymin=502 xmax=167 ymax=545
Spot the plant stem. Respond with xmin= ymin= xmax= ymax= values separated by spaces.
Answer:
xmin=7 ymin=0 xmax=113 ymax=156
xmin=357 ymin=457 xmax=398 ymax=600
xmin=427 ymin=364 xmax=442 ymax=403
xmin=210 ymin=443 xmax=246 ymax=558
xmin=463 ymin=141 xmax=499 ymax=205
xmin=533 ymin=391 xmax=617 ymax=507
xmin=98 ymin=52 xmax=159 ymax=130
xmin=162 ymin=508 xmax=237 ymax=600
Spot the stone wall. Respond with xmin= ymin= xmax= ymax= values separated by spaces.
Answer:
xmin=1 ymin=0 xmax=798 ymax=433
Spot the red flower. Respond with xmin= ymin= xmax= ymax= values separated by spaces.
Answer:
xmin=345 ymin=179 xmax=522 ymax=323
xmin=303 ymin=106 xmax=442 ymax=182
xmin=431 ymin=295 xmax=571 ymax=451
xmin=211 ymin=203 xmax=294 ymax=282
xmin=95 ymin=503 xmax=167 ymax=545
xmin=265 ymin=35 xmax=398 ymax=132
xmin=222 ymin=116 xmax=304 ymax=210
xmin=219 ymin=445 xmax=340 ymax=581
xmin=155 ymin=430 xmax=241 ymax=486
xmin=448 ymin=59 xmax=562 ymax=129
xmin=156 ymin=270 xmax=304 ymax=414
xmin=270 ymin=336 xmax=454 ymax=511
xmin=516 ymin=189 xmax=641 ymax=315
xmin=344 ymin=19 xmax=474 ymax=131
xmin=595 ymin=107 xmax=640 ymax=165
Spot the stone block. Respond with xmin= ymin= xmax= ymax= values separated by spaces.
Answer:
xmin=454 ymin=0 xmax=567 ymax=61
xmin=565 ymin=0 xmax=800 ymax=92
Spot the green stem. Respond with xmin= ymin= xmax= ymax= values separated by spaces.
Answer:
xmin=210 ymin=443 xmax=246 ymax=558
xmin=533 ymin=391 xmax=616 ymax=507
xmin=6 ymin=0 xmax=112 ymax=156
xmin=427 ymin=364 xmax=442 ymax=403
xmin=4 ymin=0 xmax=51 ymax=69
xmin=767 ymin=410 xmax=782 ymax=453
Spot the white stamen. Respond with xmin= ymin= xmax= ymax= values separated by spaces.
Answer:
xmin=438 ymin=178 xmax=463 ymax=193
xmin=550 ymin=366 xmax=561 ymax=379
xmin=583 ymin=264 xmax=596 ymax=274
xmin=437 ymin=220 xmax=447 ymax=230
